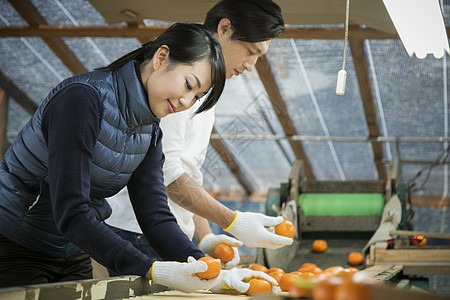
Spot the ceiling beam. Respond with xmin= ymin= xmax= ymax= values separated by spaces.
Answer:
xmin=209 ymin=127 xmax=256 ymax=195
xmin=8 ymin=0 xmax=87 ymax=75
xmin=349 ymin=36 xmax=386 ymax=179
xmin=0 ymin=70 xmax=38 ymax=115
xmin=0 ymin=25 xmax=407 ymax=40
xmin=256 ymin=55 xmax=315 ymax=180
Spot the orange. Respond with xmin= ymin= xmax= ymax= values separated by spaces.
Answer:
xmin=287 ymin=273 xmax=315 ymax=297
xmin=195 ymin=257 xmax=221 ymax=279
xmin=334 ymin=279 xmax=371 ymax=300
xmin=246 ymin=278 xmax=272 ymax=296
xmin=313 ymin=278 xmax=342 ymax=300
xmin=280 ymin=273 xmax=300 ymax=292
xmin=266 ymin=267 xmax=285 ymax=274
xmin=250 ymin=264 xmax=268 ymax=273
xmin=323 ymin=266 xmax=344 ymax=274
xmin=348 ymin=252 xmax=364 ymax=266
xmin=312 ymin=240 xmax=327 ymax=253
xmin=346 ymin=267 xmax=359 ymax=273
xmin=267 ymin=271 xmax=284 ymax=285
xmin=213 ymin=243 xmax=234 ymax=263
xmin=411 ymin=235 xmax=427 ymax=246
xmin=275 ymin=220 xmax=296 ymax=238
xmin=300 ymin=263 xmax=317 ymax=270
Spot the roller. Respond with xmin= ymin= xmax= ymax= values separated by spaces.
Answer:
xmin=298 ymin=193 xmax=384 ymax=217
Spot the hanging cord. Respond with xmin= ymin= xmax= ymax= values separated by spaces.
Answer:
xmin=336 ymin=0 xmax=350 ymax=95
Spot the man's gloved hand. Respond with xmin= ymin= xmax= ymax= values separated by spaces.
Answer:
xmin=210 ymin=268 xmax=278 ymax=294
xmin=198 ymin=233 xmax=242 ymax=269
xmin=224 ymin=211 xmax=294 ymax=249
xmin=151 ymin=257 xmax=220 ymax=293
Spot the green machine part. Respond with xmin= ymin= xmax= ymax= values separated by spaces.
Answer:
xmin=298 ymin=193 xmax=384 ymax=216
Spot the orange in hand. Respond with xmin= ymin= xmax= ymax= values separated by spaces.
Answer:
xmin=246 ymin=278 xmax=272 ymax=296
xmin=312 ymin=240 xmax=327 ymax=253
xmin=275 ymin=220 xmax=296 ymax=238
xmin=250 ymin=264 xmax=268 ymax=273
xmin=348 ymin=252 xmax=364 ymax=266
xmin=195 ymin=257 xmax=221 ymax=279
xmin=213 ymin=243 xmax=234 ymax=263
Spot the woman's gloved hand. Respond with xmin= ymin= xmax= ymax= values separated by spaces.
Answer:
xmin=224 ymin=211 xmax=294 ymax=249
xmin=210 ymin=268 xmax=278 ymax=294
xmin=198 ymin=233 xmax=242 ymax=269
xmin=151 ymin=256 xmax=220 ymax=293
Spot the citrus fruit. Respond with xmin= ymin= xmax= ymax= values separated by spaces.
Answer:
xmin=300 ymin=263 xmax=317 ymax=270
xmin=213 ymin=243 xmax=234 ymax=263
xmin=323 ymin=266 xmax=344 ymax=274
xmin=280 ymin=273 xmax=300 ymax=292
xmin=348 ymin=252 xmax=364 ymax=266
xmin=195 ymin=257 xmax=221 ymax=279
xmin=275 ymin=220 xmax=296 ymax=238
xmin=411 ymin=235 xmax=427 ymax=246
xmin=266 ymin=267 xmax=285 ymax=274
xmin=312 ymin=240 xmax=327 ymax=253
xmin=246 ymin=278 xmax=272 ymax=296
xmin=267 ymin=271 xmax=284 ymax=285
xmin=346 ymin=267 xmax=359 ymax=273
xmin=334 ymin=278 xmax=370 ymax=300
xmin=313 ymin=277 xmax=342 ymax=300
xmin=250 ymin=264 xmax=268 ymax=272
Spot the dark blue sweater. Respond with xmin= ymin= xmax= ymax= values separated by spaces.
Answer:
xmin=40 ymin=83 xmax=203 ymax=276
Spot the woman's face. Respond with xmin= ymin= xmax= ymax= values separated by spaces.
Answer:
xmin=142 ymin=47 xmax=212 ymax=118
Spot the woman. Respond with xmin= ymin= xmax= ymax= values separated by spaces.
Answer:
xmin=0 ymin=23 xmax=226 ymax=291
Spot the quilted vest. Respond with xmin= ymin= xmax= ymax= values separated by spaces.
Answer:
xmin=0 ymin=60 xmax=160 ymax=257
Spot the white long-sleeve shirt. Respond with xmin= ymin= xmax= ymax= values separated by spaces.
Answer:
xmin=105 ymin=101 xmax=215 ymax=240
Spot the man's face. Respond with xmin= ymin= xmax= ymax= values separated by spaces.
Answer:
xmin=215 ymin=26 xmax=271 ymax=79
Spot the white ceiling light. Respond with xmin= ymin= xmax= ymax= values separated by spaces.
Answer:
xmin=383 ymin=0 xmax=449 ymax=59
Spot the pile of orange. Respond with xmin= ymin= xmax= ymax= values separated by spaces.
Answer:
xmin=195 ymin=257 xmax=221 ymax=279
xmin=213 ymin=243 xmax=234 ymax=263
xmin=247 ymin=261 xmax=367 ymax=298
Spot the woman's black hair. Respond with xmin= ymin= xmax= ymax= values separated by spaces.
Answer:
xmin=204 ymin=0 xmax=285 ymax=43
xmin=97 ymin=23 xmax=225 ymax=114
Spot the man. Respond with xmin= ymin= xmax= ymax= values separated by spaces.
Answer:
xmin=105 ymin=0 xmax=292 ymax=277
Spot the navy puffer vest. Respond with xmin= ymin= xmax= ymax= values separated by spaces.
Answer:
xmin=0 ymin=60 xmax=160 ymax=256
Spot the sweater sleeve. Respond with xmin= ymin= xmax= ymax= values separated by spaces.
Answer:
xmin=127 ymin=129 xmax=204 ymax=262
xmin=41 ymin=83 xmax=153 ymax=276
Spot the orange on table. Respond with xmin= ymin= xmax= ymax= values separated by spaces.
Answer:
xmin=334 ymin=278 xmax=371 ymax=300
xmin=346 ymin=267 xmax=359 ymax=273
xmin=267 ymin=271 xmax=284 ymax=285
xmin=195 ymin=257 xmax=221 ymax=279
xmin=274 ymin=219 xmax=296 ymax=238
xmin=348 ymin=252 xmax=364 ymax=266
xmin=266 ymin=267 xmax=285 ymax=274
xmin=250 ymin=263 xmax=268 ymax=272
xmin=323 ymin=266 xmax=345 ymax=274
xmin=246 ymin=278 xmax=272 ymax=296
xmin=313 ymin=277 xmax=342 ymax=300
xmin=312 ymin=239 xmax=327 ymax=253
xmin=280 ymin=273 xmax=300 ymax=292
xmin=213 ymin=243 xmax=234 ymax=263
xmin=300 ymin=262 xmax=317 ymax=270
xmin=411 ymin=235 xmax=427 ymax=246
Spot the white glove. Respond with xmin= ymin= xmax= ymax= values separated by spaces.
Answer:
xmin=198 ymin=233 xmax=242 ymax=269
xmin=225 ymin=211 xmax=293 ymax=249
xmin=151 ymin=257 xmax=220 ymax=293
xmin=210 ymin=268 xmax=278 ymax=294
